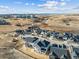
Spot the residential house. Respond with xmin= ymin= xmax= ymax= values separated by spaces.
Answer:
xmin=23 ymin=36 xmax=50 ymax=54
xmin=15 ymin=29 xmax=24 ymax=35
xmin=25 ymin=29 xmax=33 ymax=34
xmin=73 ymin=35 xmax=79 ymax=42
xmin=40 ymin=29 xmax=47 ymax=37
xmin=63 ymin=32 xmax=73 ymax=40
xmin=51 ymin=31 xmax=60 ymax=38
xmin=49 ymin=44 xmax=70 ymax=59
xmin=70 ymin=47 xmax=79 ymax=59
xmin=36 ymin=28 xmax=42 ymax=35
xmin=33 ymin=40 xmax=50 ymax=54
xmin=23 ymin=37 xmax=39 ymax=47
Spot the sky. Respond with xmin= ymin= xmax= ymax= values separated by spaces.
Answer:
xmin=0 ymin=0 xmax=79 ymax=14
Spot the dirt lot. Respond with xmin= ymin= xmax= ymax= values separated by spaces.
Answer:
xmin=0 ymin=33 xmax=34 ymax=59
xmin=18 ymin=45 xmax=49 ymax=59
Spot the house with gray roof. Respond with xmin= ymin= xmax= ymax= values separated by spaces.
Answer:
xmin=23 ymin=37 xmax=39 ymax=47
xmin=72 ymin=35 xmax=79 ymax=42
xmin=70 ymin=47 xmax=79 ymax=59
xmin=23 ymin=36 xmax=50 ymax=54
xmin=62 ymin=32 xmax=73 ymax=40
xmin=33 ymin=40 xmax=50 ymax=54
xmin=49 ymin=44 xmax=70 ymax=59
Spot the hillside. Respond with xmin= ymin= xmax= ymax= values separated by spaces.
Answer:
xmin=40 ymin=15 xmax=79 ymax=33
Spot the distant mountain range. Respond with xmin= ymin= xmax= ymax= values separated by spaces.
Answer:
xmin=0 ymin=13 xmax=79 ymax=17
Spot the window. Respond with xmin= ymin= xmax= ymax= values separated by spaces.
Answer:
xmin=59 ymin=45 xmax=62 ymax=48
xmin=53 ymin=44 xmax=58 ymax=47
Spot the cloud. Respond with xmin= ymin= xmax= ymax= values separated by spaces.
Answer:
xmin=14 ymin=1 xmax=22 ymax=4
xmin=25 ymin=3 xmax=35 ymax=6
xmin=40 ymin=0 xmax=70 ymax=2
xmin=38 ymin=1 xmax=67 ymax=10
xmin=0 ymin=5 xmax=16 ymax=14
xmin=61 ymin=0 xmax=65 ymax=1
xmin=31 ymin=3 xmax=35 ymax=5
xmin=0 ymin=5 xmax=9 ymax=9
xmin=65 ymin=9 xmax=79 ymax=14
xmin=73 ymin=6 xmax=79 ymax=9
xmin=25 ymin=3 xmax=29 ymax=5
xmin=38 ymin=1 xmax=58 ymax=7
xmin=61 ymin=0 xmax=71 ymax=2
xmin=60 ymin=2 xmax=66 ymax=6
xmin=66 ymin=0 xmax=71 ymax=1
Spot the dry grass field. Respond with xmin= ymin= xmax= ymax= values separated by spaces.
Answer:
xmin=0 ymin=25 xmax=18 ymax=32
xmin=40 ymin=15 xmax=79 ymax=33
xmin=9 ymin=18 xmax=32 ymax=25
xmin=1 ymin=15 xmax=79 ymax=33
xmin=0 ymin=33 xmax=34 ymax=59
xmin=0 ymin=18 xmax=32 ymax=33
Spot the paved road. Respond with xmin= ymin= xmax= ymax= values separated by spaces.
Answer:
xmin=22 ymin=34 xmax=79 ymax=47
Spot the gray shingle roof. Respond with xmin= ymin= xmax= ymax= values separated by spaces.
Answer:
xmin=73 ymin=47 xmax=79 ymax=57
xmin=24 ymin=37 xmax=38 ymax=43
xmin=50 ymin=46 xmax=70 ymax=59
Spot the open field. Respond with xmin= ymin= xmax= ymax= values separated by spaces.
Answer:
xmin=0 ymin=18 xmax=32 ymax=33
xmin=0 ymin=15 xmax=79 ymax=33
xmin=8 ymin=18 xmax=32 ymax=25
xmin=39 ymin=15 xmax=79 ymax=33
xmin=0 ymin=25 xmax=18 ymax=32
